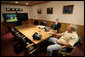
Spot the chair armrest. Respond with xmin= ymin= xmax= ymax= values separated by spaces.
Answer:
xmin=29 ymin=47 xmax=39 ymax=54
xmin=58 ymin=46 xmax=75 ymax=53
xmin=22 ymin=36 xmax=27 ymax=39
xmin=26 ymin=43 xmax=34 ymax=48
xmin=58 ymin=46 xmax=75 ymax=56
xmin=58 ymin=46 xmax=67 ymax=53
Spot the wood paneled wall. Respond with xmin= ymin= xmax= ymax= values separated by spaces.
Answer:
xmin=1 ymin=19 xmax=84 ymax=51
xmin=1 ymin=22 xmax=8 ymax=34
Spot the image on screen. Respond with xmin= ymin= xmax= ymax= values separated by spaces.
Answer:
xmin=3 ymin=13 xmax=18 ymax=22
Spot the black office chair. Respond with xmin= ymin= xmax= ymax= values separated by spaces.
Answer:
xmin=13 ymin=32 xmax=35 ymax=55
xmin=57 ymin=36 xmax=81 ymax=56
xmin=9 ymin=27 xmax=33 ymax=55
xmin=40 ymin=22 xmax=46 ymax=26
xmin=9 ymin=27 xmax=19 ymax=41
xmin=34 ymin=20 xmax=38 ymax=25
xmin=13 ymin=31 xmax=26 ymax=54
xmin=15 ymin=20 xmax=22 ymax=26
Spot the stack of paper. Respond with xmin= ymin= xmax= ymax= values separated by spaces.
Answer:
xmin=37 ymin=25 xmax=45 ymax=29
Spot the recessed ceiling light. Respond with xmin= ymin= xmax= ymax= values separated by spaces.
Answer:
xmin=15 ymin=2 xmax=18 ymax=4
xmin=26 ymin=3 xmax=29 ymax=5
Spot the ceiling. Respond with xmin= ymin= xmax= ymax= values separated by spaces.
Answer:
xmin=1 ymin=1 xmax=49 ymax=6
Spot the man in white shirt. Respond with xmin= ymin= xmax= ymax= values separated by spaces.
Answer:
xmin=47 ymin=24 xmax=79 ymax=56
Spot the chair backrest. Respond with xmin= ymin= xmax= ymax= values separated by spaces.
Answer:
xmin=40 ymin=22 xmax=46 ymax=26
xmin=10 ymin=27 xmax=17 ymax=37
xmin=73 ymin=36 xmax=81 ymax=47
xmin=34 ymin=20 xmax=38 ymax=25
xmin=15 ymin=21 xmax=22 ymax=26
xmin=15 ymin=33 xmax=27 ymax=46
xmin=17 ymin=37 xmax=25 ymax=44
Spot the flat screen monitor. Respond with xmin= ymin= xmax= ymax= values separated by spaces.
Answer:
xmin=3 ymin=13 xmax=18 ymax=23
xmin=17 ymin=13 xmax=28 ymax=21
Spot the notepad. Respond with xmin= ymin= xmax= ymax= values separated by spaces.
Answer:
xmin=37 ymin=25 xmax=45 ymax=29
xmin=47 ymin=32 xmax=53 ymax=34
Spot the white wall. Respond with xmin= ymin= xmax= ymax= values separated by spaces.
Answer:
xmin=30 ymin=1 xmax=84 ymax=25
xmin=1 ymin=4 xmax=31 ymax=22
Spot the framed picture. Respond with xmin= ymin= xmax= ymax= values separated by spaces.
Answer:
xmin=63 ymin=5 xmax=74 ymax=14
xmin=37 ymin=8 xmax=41 ymax=14
xmin=47 ymin=7 xmax=53 ymax=14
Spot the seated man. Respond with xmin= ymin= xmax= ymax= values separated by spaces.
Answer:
xmin=50 ymin=18 xmax=61 ymax=33
xmin=47 ymin=24 xmax=79 ymax=56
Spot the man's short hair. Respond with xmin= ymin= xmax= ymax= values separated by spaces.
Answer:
xmin=56 ymin=18 xmax=59 ymax=20
xmin=71 ymin=24 xmax=78 ymax=31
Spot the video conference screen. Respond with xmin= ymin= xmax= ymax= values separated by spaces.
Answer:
xmin=17 ymin=13 xmax=28 ymax=21
xmin=3 ymin=13 xmax=28 ymax=23
xmin=3 ymin=13 xmax=18 ymax=22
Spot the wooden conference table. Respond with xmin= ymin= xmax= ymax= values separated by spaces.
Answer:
xmin=15 ymin=24 xmax=57 ymax=45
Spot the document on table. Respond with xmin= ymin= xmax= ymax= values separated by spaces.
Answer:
xmin=36 ymin=25 xmax=45 ymax=29
xmin=47 ymin=31 xmax=53 ymax=34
